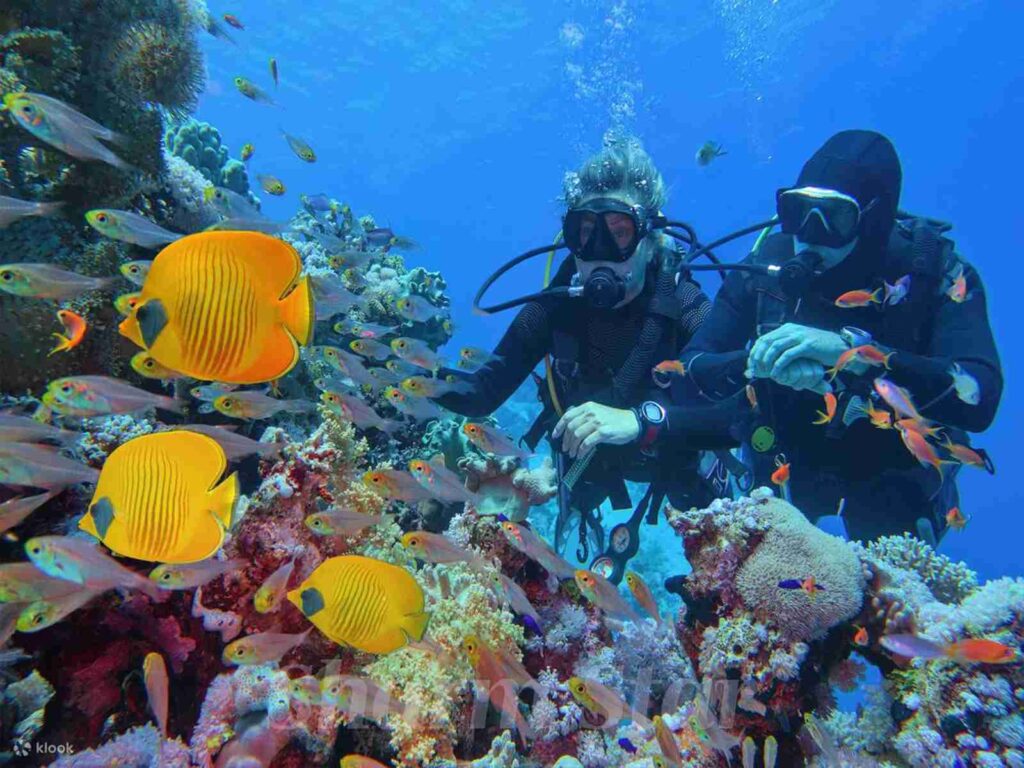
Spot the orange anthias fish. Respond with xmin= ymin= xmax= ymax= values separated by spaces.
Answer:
xmin=834 ymin=287 xmax=882 ymax=308
xmin=653 ymin=360 xmax=686 ymax=376
xmin=865 ymin=402 xmax=893 ymax=429
xmin=223 ymin=13 xmax=244 ymax=29
xmin=567 ymin=676 xmax=653 ymax=732
xmin=143 ymin=652 xmax=169 ymax=736
xmin=813 ymin=392 xmax=838 ymax=425
xmin=895 ymin=418 xmax=942 ymax=439
xmin=895 ymin=423 xmax=950 ymax=477
xmin=881 ymin=634 xmax=1018 ymax=665
xmin=946 ymin=507 xmax=969 ymax=531
xmin=362 ymin=468 xmax=431 ymax=502
xmin=771 ymin=462 xmax=790 ymax=486
xmin=853 ymin=626 xmax=869 ymax=646
xmin=946 ymin=639 xmax=1018 ymax=665
xmin=745 ymin=384 xmax=758 ymax=410
xmin=464 ymin=636 xmax=536 ymax=744
xmin=827 ymin=344 xmax=892 ymax=379
xmin=941 ymin=437 xmax=993 ymax=472
xmin=48 ymin=309 xmax=87 ymax=355
xmin=873 ymin=378 xmax=923 ymax=421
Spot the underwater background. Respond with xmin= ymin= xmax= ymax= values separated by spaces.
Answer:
xmin=0 ymin=0 xmax=1022 ymax=767
xmin=193 ymin=0 xmax=1022 ymax=578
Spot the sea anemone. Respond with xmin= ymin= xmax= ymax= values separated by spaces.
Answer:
xmin=108 ymin=20 xmax=204 ymax=116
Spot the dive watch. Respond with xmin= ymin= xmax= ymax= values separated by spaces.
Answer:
xmin=840 ymin=326 xmax=872 ymax=348
xmin=632 ymin=400 xmax=667 ymax=453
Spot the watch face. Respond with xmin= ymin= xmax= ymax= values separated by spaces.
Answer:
xmin=641 ymin=401 xmax=665 ymax=423
xmin=591 ymin=557 xmax=615 ymax=579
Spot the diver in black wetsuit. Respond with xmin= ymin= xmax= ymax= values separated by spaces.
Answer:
xmin=439 ymin=138 xmax=732 ymax=582
xmin=676 ymin=130 xmax=1003 ymax=543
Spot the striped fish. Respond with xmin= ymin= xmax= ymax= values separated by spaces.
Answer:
xmin=79 ymin=432 xmax=238 ymax=564
xmin=286 ymin=555 xmax=429 ymax=655
xmin=118 ymin=231 xmax=314 ymax=384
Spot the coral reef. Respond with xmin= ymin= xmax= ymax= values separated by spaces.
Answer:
xmin=0 ymin=6 xmax=1017 ymax=766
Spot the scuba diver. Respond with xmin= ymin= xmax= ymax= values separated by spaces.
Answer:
xmin=439 ymin=137 xmax=735 ymax=583
xmin=675 ymin=129 xmax=1002 ymax=544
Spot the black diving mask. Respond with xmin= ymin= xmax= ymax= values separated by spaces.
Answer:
xmin=777 ymin=186 xmax=875 ymax=248
xmin=563 ymin=197 xmax=658 ymax=262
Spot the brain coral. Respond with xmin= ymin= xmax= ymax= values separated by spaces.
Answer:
xmin=736 ymin=497 xmax=865 ymax=641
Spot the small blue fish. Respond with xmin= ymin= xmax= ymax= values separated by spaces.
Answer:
xmin=617 ymin=737 xmax=638 ymax=754
xmin=779 ymin=577 xmax=826 ymax=597
xmin=884 ymin=274 xmax=911 ymax=306
xmin=521 ymin=615 xmax=543 ymax=637
xmin=302 ymin=194 xmax=334 ymax=212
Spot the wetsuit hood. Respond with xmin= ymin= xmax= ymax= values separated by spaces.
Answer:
xmin=797 ymin=130 xmax=902 ymax=253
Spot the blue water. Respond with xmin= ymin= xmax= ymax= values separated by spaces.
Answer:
xmin=195 ymin=0 xmax=1023 ymax=580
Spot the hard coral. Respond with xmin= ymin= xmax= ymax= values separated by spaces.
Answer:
xmin=460 ymin=452 xmax=558 ymax=522
xmin=165 ymin=117 xmax=249 ymax=194
xmin=109 ymin=20 xmax=204 ymax=116
xmin=867 ymin=533 xmax=978 ymax=604
xmin=735 ymin=495 xmax=865 ymax=641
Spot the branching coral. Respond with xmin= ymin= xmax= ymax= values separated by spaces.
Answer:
xmin=867 ymin=534 xmax=979 ymax=604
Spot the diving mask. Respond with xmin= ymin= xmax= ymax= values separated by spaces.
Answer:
xmin=777 ymin=186 xmax=875 ymax=248
xmin=563 ymin=197 xmax=656 ymax=262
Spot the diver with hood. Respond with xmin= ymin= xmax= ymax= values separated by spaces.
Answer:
xmin=675 ymin=129 xmax=1002 ymax=543
xmin=439 ymin=136 xmax=735 ymax=582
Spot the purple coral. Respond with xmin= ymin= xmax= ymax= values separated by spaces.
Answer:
xmin=49 ymin=724 xmax=190 ymax=768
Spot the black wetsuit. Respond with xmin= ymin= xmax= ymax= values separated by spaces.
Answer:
xmin=677 ymin=131 xmax=1003 ymax=542
xmin=439 ymin=252 xmax=729 ymax=517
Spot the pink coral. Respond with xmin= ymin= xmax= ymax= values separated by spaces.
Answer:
xmin=459 ymin=453 xmax=557 ymax=522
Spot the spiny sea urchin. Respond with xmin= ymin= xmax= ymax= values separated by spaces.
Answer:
xmin=109 ymin=20 xmax=204 ymax=116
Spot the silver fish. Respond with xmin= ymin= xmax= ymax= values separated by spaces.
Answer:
xmin=0 ymin=491 xmax=58 ymax=535
xmin=86 ymin=209 xmax=182 ymax=249
xmin=0 ymin=263 xmax=114 ymax=300
xmin=282 ymin=130 xmax=316 ymax=162
xmin=176 ymin=424 xmax=285 ymax=461
xmin=0 ymin=413 xmax=77 ymax=445
xmin=0 ymin=195 xmax=62 ymax=228
xmin=0 ymin=443 xmax=98 ymax=490
xmin=4 ymin=92 xmax=130 ymax=170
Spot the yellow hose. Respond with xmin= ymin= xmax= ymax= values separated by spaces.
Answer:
xmin=543 ymin=232 xmax=565 ymax=417
xmin=751 ymin=216 xmax=778 ymax=254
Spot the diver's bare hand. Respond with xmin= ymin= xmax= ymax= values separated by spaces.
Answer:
xmin=747 ymin=323 xmax=847 ymax=376
xmin=552 ymin=402 xmax=640 ymax=458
